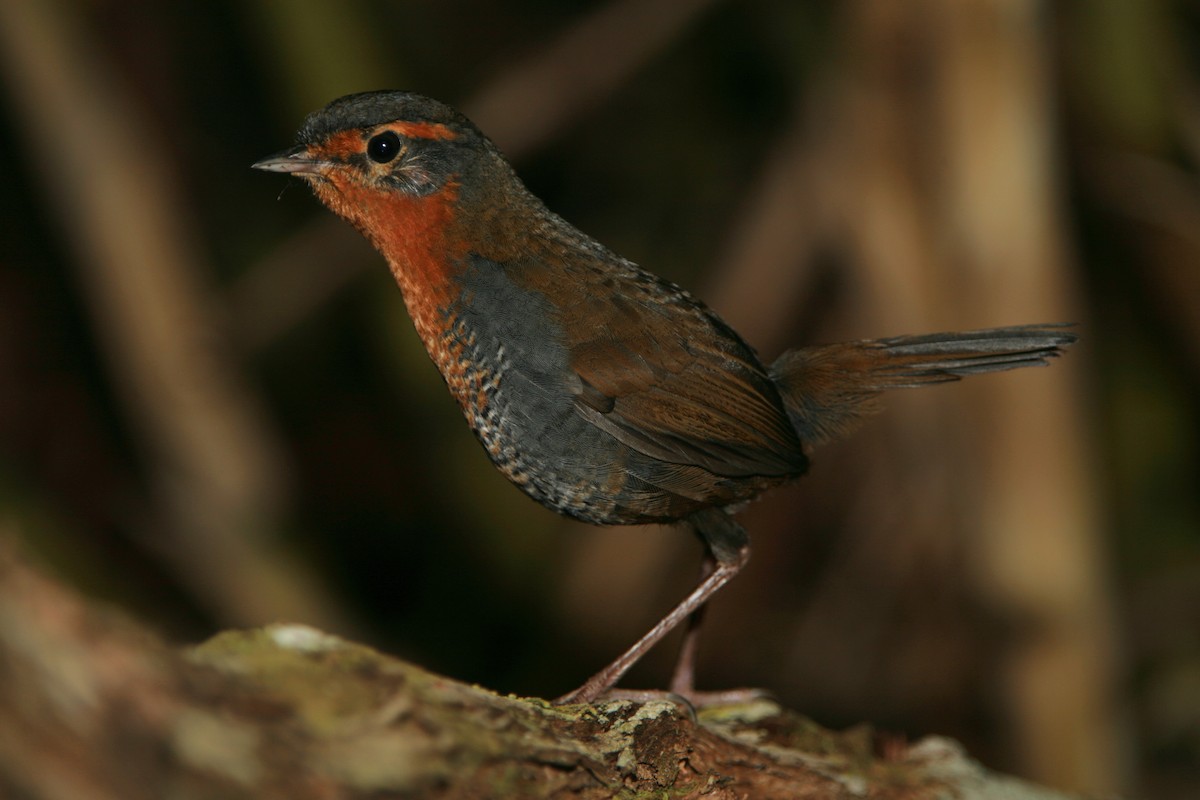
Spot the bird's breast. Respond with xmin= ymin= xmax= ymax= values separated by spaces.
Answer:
xmin=440 ymin=258 xmax=631 ymax=520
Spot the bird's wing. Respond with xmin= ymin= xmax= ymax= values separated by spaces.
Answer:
xmin=557 ymin=262 xmax=808 ymax=489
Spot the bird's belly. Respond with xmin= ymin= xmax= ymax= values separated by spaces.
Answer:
xmin=466 ymin=374 xmax=633 ymax=523
xmin=431 ymin=320 xmax=643 ymax=523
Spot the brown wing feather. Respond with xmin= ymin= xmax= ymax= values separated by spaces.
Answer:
xmin=553 ymin=259 xmax=807 ymax=484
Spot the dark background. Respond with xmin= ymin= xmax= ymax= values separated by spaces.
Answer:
xmin=1 ymin=1 xmax=1197 ymax=797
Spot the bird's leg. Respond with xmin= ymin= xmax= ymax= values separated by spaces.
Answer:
xmin=554 ymin=509 xmax=748 ymax=706
xmin=670 ymin=511 xmax=770 ymax=706
xmin=667 ymin=552 xmax=715 ymax=696
xmin=667 ymin=559 xmax=773 ymax=706
xmin=553 ymin=549 xmax=745 ymax=705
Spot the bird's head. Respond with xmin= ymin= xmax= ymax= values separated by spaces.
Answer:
xmin=253 ymin=90 xmax=527 ymax=263
xmin=255 ymin=91 xmax=486 ymax=190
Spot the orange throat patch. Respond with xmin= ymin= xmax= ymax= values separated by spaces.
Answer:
xmin=315 ymin=176 xmax=466 ymax=349
xmin=309 ymin=173 xmax=490 ymax=429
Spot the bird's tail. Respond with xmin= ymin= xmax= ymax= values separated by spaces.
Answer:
xmin=769 ymin=324 xmax=1077 ymax=447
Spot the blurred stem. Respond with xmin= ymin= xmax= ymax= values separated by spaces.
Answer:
xmin=243 ymin=0 xmax=398 ymax=120
xmin=0 ymin=0 xmax=354 ymax=632
xmin=837 ymin=0 xmax=1123 ymax=793
xmin=465 ymin=0 xmax=724 ymax=156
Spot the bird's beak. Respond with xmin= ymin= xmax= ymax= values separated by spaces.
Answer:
xmin=251 ymin=145 xmax=326 ymax=175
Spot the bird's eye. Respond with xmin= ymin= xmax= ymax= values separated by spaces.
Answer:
xmin=366 ymin=131 xmax=401 ymax=164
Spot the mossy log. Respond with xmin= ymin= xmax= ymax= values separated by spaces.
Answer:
xmin=0 ymin=545 xmax=1086 ymax=799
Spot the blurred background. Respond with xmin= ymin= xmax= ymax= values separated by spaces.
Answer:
xmin=0 ymin=0 xmax=1197 ymax=796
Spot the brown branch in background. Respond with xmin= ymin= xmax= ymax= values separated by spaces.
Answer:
xmin=933 ymin=4 xmax=1118 ymax=790
xmin=823 ymin=1 xmax=1121 ymax=794
xmin=463 ymin=0 xmax=724 ymax=157
xmin=1084 ymin=149 xmax=1200 ymax=372
xmin=0 ymin=2 xmax=353 ymax=633
xmin=701 ymin=118 xmax=837 ymax=352
xmin=232 ymin=218 xmax=376 ymax=351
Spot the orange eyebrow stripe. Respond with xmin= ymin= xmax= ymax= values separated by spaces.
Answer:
xmin=391 ymin=121 xmax=458 ymax=141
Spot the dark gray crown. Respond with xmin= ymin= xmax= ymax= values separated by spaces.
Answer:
xmin=296 ymin=90 xmax=480 ymax=145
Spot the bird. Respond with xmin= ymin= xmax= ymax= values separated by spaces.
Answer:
xmin=253 ymin=90 xmax=1076 ymax=706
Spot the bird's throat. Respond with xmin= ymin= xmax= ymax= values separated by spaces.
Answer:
xmin=318 ymin=178 xmax=468 ymax=349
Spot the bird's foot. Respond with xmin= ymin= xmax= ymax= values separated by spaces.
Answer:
xmin=554 ymin=685 xmax=773 ymax=715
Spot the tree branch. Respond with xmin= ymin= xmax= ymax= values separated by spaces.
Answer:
xmin=0 ymin=540 xmax=1086 ymax=799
